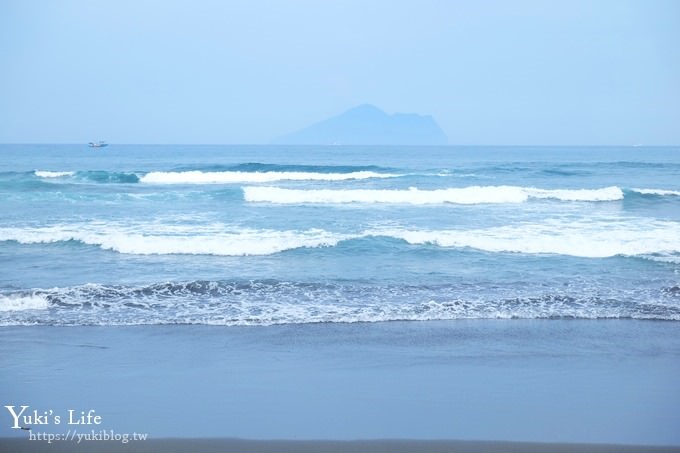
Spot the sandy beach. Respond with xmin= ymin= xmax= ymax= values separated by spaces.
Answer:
xmin=2 ymin=320 xmax=679 ymax=447
xmin=2 ymin=438 xmax=680 ymax=453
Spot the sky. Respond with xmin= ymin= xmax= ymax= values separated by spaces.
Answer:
xmin=1 ymin=0 xmax=678 ymax=145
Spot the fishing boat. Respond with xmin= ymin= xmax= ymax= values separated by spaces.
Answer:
xmin=88 ymin=141 xmax=108 ymax=148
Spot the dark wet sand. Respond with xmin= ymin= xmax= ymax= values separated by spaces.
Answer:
xmin=1 ymin=438 xmax=680 ymax=453
xmin=3 ymin=322 xmax=680 ymax=444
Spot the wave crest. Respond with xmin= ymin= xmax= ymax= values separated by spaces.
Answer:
xmin=140 ymin=170 xmax=399 ymax=184
xmin=34 ymin=170 xmax=75 ymax=178
xmin=631 ymin=188 xmax=680 ymax=197
xmin=2 ymin=217 xmax=680 ymax=258
xmin=367 ymin=219 xmax=680 ymax=258
xmin=0 ymin=225 xmax=348 ymax=256
xmin=243 ymin=186 xmax=624 ymax=204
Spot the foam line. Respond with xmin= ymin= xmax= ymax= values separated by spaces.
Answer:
xmin=34 ymin=170 xmax=75 ymax=178
xmin=243 ymin=186 xmax=624 ymax=204
xmin=140 ymin=170 xmax=399 ymax=184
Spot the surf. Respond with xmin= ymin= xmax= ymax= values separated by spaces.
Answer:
xmin=2 ymin=280 xmax=678 ymax=326
xmin=2 ymin=216 xmax=679 ymax=259
xmin=243 ymin=185 xmax=625 ymax=204
xmin=140 ymin=170 xmax=400 ymax=184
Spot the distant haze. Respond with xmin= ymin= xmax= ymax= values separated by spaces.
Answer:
xmin=0 ymin=0 xmax=679 ymax=145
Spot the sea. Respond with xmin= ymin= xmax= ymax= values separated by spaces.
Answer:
xmin=1 ymin=144 xmax=680 ymax=444
xmin=1 ymin=144 xmax=679 ymax=325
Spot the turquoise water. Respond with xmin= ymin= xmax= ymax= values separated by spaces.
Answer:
xmin=1 ymin=144 xmax=679 ymax=325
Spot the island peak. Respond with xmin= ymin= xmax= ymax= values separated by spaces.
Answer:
xmin=275 ymin=105 xmax=448 ymax=145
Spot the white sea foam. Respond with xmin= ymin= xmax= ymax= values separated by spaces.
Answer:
xmin=0 ymin=294 xmax=49 ymax=311
xmin=140 ymin=170 xmax=398 ymax=184
xmin=525 ymin=186 xmax=624 ymax=201
xmin=244 ymin=185 xmax=624 ymax=204
xmin=3 ymin=216 xmax=680 ymax=259
xmin=631 ymin=188 xmax=680 ymax=197
xmin=34 ymin=170 xmax=75 ymax=178
xmin=245 ymin=186 xmax=528 ymax=204
xmin=0 ymin=224 xmax=350 ymax=256
xmin=367 ymin=218 xmax=680 ymax=258
xmin=640 ymin=253 xmax=680 ymax=264
xmin=2 ymin=281 xmax=677 ymax=325
xmin=2 ymin=215 xmax=679 ymax=258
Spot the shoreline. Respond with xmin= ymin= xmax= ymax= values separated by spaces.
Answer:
xmin=1 ymin=438 xmax=680 ymax=453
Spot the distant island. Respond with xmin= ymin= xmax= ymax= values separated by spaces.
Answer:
xmin=275 ymin=104 xmax=448 ymax=145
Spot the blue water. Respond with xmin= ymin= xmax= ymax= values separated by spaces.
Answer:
xmin=1 ymin=144 xmax=680 ymax=325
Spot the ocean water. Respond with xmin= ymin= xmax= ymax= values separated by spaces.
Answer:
xmin=2 ymin=144 xmax=680 ymax=444
xmin=1 ymin=144 xmax=679 ymax=326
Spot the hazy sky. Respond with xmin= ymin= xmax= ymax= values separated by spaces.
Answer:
xmin=1 ymin=0 xmax=678 ymax=145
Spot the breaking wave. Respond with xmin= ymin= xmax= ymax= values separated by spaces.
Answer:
xmin=25 ymin=171 xmax=680 ymax=203
xmin=30 ymin=168 xmax=400 ymax=185
xmin=0 ymin=224 xmax=347 ymax=256
xmin=1 ymin=280 xmax=678 ymax=325
xmin=366 ymin=219 xmax=680 ymax=258
xmin=1 ymin=217 xmax=679 ymax=259
xmin=139 ymin=170 xmax=400 ymax=184
xmin=33 ymin=170 xmax=140 ymax=183
xmin=0 ymin=293 xmax=50 ymax=312
xmin=34 ymin=170 xmax=75 ymax=178
xmin=631 ymin=188 xmax=680 ymax=197
xmin=243 ymin=185 xmax=625 ymax=204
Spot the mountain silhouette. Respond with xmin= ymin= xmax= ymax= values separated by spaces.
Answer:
xmin=276 ymin=104 xmax=448 ymax=145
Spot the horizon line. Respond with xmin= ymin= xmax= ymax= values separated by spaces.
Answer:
xmin=1 ymin=143 xmax=679 ymax=148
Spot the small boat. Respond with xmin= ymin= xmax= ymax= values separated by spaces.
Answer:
xmin=88 ymin=141 xmax=108 ymax=148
